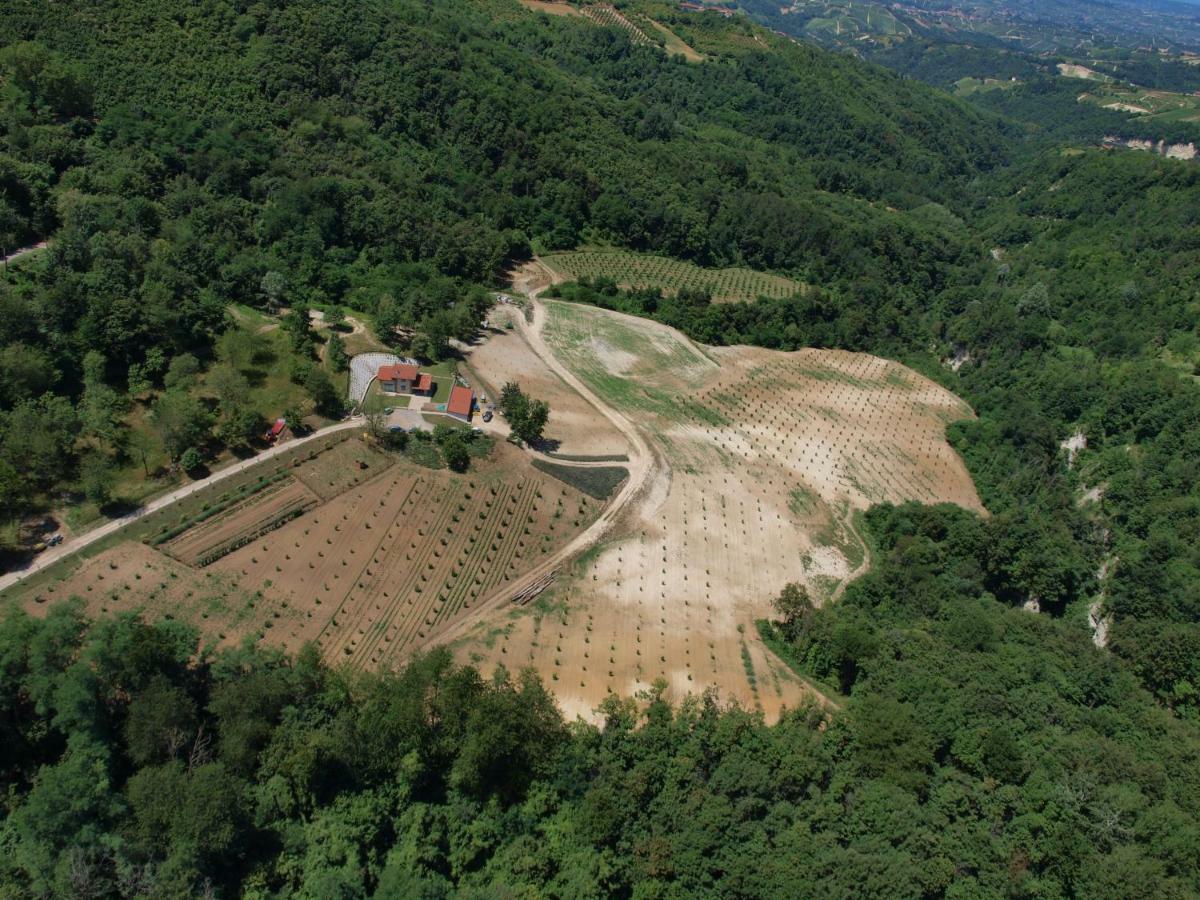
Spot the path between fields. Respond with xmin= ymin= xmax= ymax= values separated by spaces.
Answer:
xmin=0 ymin=418 xmax=364 ymax=595
xmin=2 ymin=241 xmax=49 ymax=266
xmin=830 ymin=511 xmax=870 ymax=603
xmin=417 ymin=289 xmax=659 ymax=651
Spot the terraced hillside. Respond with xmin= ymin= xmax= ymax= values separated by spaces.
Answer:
xmin=11 ymin=439 xmax=602 ymax=670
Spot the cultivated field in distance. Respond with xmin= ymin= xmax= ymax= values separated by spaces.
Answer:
xmin=541 ymin=250 xmax=806 ymax=303
xmin=460 ymin=299 xmax=984 ymax=721
xmin=11 ymin=438 xmax=602 ymax=669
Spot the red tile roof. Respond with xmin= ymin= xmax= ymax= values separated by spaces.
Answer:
xmin=414 ymin=373 xmax=433 ymax=392
xmin=269 ymin=418 xmax=286 ymax=436
xmin=447 ymin=385 xmax=474 ymax=417
xmin=378 ymin=363 xmax=419 ymax=382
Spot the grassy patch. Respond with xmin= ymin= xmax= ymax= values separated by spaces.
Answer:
xmin=788 ymin=485 xmax=819 ymax=517
xmin=546 ymin=452 xmax=630 ymax=463
xmin=531 ymin=461 xmax=627 ymax=500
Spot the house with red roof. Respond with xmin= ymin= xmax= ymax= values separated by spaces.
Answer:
xmin=378 ymin=363 xmax=419 ymax=393
xmin=446 ymin=385 xmax=474 ymax=422
xmin=378 ymin=364 xmax=435 ymax=396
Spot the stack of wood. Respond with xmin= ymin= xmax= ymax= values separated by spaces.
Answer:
xmin=511 ymin=569 xmax=558 ymax=605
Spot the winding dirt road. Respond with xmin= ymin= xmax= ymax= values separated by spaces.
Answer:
xmin=417 ymin=291 xmax=659 ymax=650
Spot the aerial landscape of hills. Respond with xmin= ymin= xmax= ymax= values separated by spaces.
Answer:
xmin=1 ymin=0 xmax=1199 ymax=895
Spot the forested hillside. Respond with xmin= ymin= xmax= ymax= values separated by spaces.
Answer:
xmin=3 ymin=603 xmax=1197 ymax=896
xmin=3 ymin=0 xmax=1200 ymax=896
xmin=0 ymin=0 xmax=1004 ymax=534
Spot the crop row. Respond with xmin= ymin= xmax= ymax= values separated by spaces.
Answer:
xmin=544 ymin=251 xmax=803 ymax=302
xmin=149 ymin=472 xmax=292 ymax=546
xmin=192 ymin=502 xmax=314 ymax=567
xmin=332 ymin=476 xmax=554 ymax=668
xmin=580 ymin=4 xmax=653 ymax=44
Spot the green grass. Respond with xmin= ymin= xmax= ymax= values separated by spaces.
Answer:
xmin=531 ymin=461 xmax=628 ymax=500
xmin=546 ymin=452 xmax=630 ymax=463
xmin=788 ymin=485 xmax=819 ymax=517
xmin=424 ymin=359 xmax=458 ymax=404
xmin=541 ymin=249 xmax=805 ymax=303
xmin=200 ymin=322 xmax=309 ymax=422
xmin=541 ymin=301 xmax=720 ymax=423
xmin=66 ymin=313 xmax=322 ymax=530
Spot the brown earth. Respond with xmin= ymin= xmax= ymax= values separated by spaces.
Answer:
xmin=457 ymin=300 xmax=984 ymax=723
xmin=464 ymin=309 xmax=631 ymax=458
xmin=16 ymin=439 xmax=602 ymax=669
xmin=163 ymin=478 xmax=320 ymax=566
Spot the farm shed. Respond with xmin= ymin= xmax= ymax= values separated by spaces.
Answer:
xmin=446 ymin=385 xmax=475 ymax=421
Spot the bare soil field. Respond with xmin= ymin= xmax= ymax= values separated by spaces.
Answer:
xmin=163 ymin=477 xmax=320 ymax=566
xmin=459 ymin=300 xmax=984 ymax=722
xmin=292 ymin=437 xmax=393 ymax=500
xmin=464 ymin=308 xmax=630 ymax=458
xmin=14 ymin=439 xmax=601 ymax=669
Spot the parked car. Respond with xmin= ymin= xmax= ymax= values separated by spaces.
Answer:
xmin=47 ymin=534 xmax=64 ymax=547
xmin=482 ymin=411 xmax=493 ymax=423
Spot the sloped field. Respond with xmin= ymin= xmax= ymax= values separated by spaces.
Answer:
xmin=541 ymin=251 xmax=805 ymax=303
xmin=17 ymin=439 xmax=600 ymax=670
xmin=461 ymin=301 xmax=983 ymax=721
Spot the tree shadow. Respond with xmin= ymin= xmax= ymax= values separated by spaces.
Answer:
xmin=99 ymin=498 xmax=142 ymax=519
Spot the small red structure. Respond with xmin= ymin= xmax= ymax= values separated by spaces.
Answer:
xmin=413 ymin=373 xmax=434 ymax=395
xmin=446 ymin=385 xmax=474 ymax=421
xmin=264 ymin=418 xmax=287 ymax=443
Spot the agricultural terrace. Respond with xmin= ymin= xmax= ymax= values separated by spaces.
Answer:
xmin=461 ymin=300 xmax=983 ymax=721
xmin=464 ymin=306 xmax=630 ymax=458
xmin=579 ymin=4 xmax=654 ymax=45
xmin=540 ymin=250 xmax=806 ymax=303
xmin=11 ymin=437 xmax=602 ymax=672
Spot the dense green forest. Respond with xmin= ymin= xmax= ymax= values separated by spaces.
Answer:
xmin=3 ymin=597 xmax=1197 ymax=897
xmin=3 ymin=0 xmax=1200 ymax=894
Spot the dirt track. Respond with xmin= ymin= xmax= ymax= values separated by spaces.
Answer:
xmin=412 ymin=291 xmax=659 ymax=653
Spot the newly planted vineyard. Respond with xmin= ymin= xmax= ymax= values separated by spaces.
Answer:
xmin=464 ymin=302 xmax=983 ymax=721
xmin=15 ymin=437 xmax=601 ymax=672
xmin=211 ymin=457 xmax=595 ymax=668
xmin=162 ymin=477 xmax=320 ymax=566
xmin=579 ymin=4 xmax=653 ymax=45
xmin=541 ymin=250 xmax=805 ymax=303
